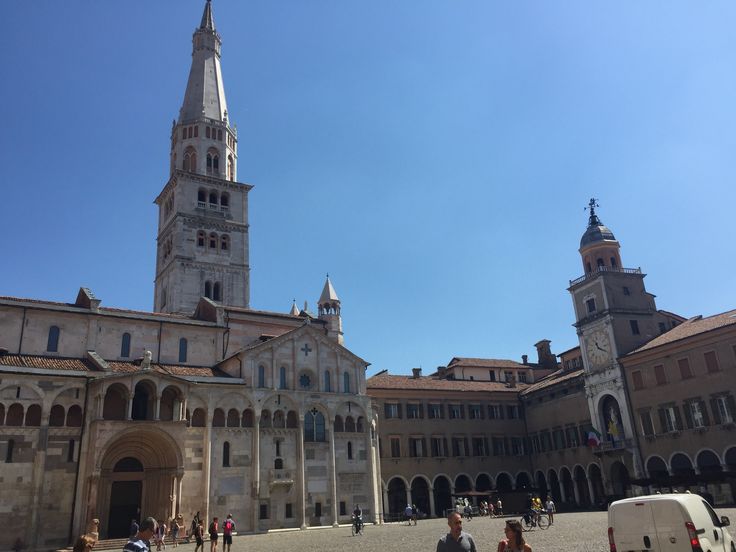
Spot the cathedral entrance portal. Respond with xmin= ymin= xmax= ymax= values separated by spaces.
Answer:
xmin=94 ymin=428 xmax=183 ymax=539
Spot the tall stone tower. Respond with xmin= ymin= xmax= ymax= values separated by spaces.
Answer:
xmin=154 ymin=0 xmax=251 ymax=314
xmin=568 ymin=199 xmax=669 ymax=477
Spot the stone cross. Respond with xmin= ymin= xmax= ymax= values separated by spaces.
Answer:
xmin=301 ymin=344 xmax=312 ymax=357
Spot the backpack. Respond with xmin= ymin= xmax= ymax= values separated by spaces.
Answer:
xmin=223 ymin=520 xmax=233 ymax=533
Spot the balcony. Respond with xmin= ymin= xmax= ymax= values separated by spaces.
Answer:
xmin=594 ymin=438 xmax=633 ymax=454
xmin=269 ymin=468 xmax=295 ymax=486
xmin=569 ymin=266 xmax=642 ymax=287
xmin=196 ymin=201 xmax=230 ymax=217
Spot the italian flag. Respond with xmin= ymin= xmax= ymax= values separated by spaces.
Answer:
xmin=587 ymin=428 xmax=602 ymax=447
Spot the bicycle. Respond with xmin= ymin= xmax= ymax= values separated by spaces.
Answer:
xmin=351 ymin=516 xmax=364 ymax=536
xmin=520 ymin=510 xmax=549 ymax=531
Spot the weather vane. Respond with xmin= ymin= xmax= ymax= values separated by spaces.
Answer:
xmin=585 ymin=197 xmax=599 ymax=215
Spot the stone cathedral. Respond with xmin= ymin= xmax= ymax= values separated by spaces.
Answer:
xmin=0 ymin=2 xmax=380 ymax=549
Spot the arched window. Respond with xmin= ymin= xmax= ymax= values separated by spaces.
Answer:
xmin=279 ymin=366 xmax=287 ymax=389
xmin=66 ymin=405 xmax=82 ymax=427
xmin=209 ymin=191 xmax=218 ymax=206
xmin=67 ymin=439 xmax=75 ymax=462
xmin=324 ymin=371 xmax=331 ymax=392
xmin=345 ymin=416 xmax=355 ymax=432
xmin=343 ymin=372 xmax=350 ymax=393
xmin=198 ymin=189 xmax=206 ymax=204
xmin=242 ymin=409 xmax=254 ymax=427
xmin=47 ymin=326 xmax=60 ymax=352
xmin=347 ymin=442 xmax=353 ymax=460
xmin=304 ymin=410 xmax=326 ymax=442
xmin=209 ymin=232 xmax=217 ymax=249
xmin=6 ymin=404 xmax=23 ymax=426
xmin=334 ymin=415 xmax=344 ymax=432
xmin=227 ymin=409 xmax=240 ymax=427
xmin=220 ymin=193 xmax=229 ymax=209
xmin=220 ymin=235 xmax=229 ymax=251
xmin=192 ymin=408 xmax=206 ymax=427
xmin=24 ymin=404 xmax=41 ymax=426
xmin=228 ymin=155 xmax=234 ymax=181
xmin=213 ymin=155 xmax=219 ymax=173
xmin=121 ymin=332 xmax=131 ymax=358
xmin=206 ymin=154 xmax=214 ymax=175
xmin=223 ymin=442 xmax=230 ymax=467
xmin=258 ymin=365 xmax=266 ymax=388
xmin=0 ymin=403 xmax=4 ymax=425
xmin=179 ymin=338 xmax=188 ymax=362
xmin=357 ymin=417 xmax=365 ymax=432
xmin=206 ymin=127 xmax=211 ymax=139
xmin=597 ymin=258 xmax=604 ymax=268
xmin=197 ymin=230 xmax=206 ymax=247
xmin=5 ymin=439 xmax=14 ymax=463
xmin=274 ymin=458 xmax=283 ymax=469
xmin=204 ymin=281 xmax=212 ymax=299
xmin=213 ymin=282 xmax=221 ymax=301
xmin=217 ymin=129 xmax=223 ymax=141
xmin=586 ymin=262 xmax=592 ymax=273
xmin=610 ymin=257 xmax=617 ymax=268
xmin=212 ymin=408 xmax=225 ymax=427
xmin=194 ymin=126 xmax=199 ymax=137
xmin=49 ymin=405 xmax=65 ymax=427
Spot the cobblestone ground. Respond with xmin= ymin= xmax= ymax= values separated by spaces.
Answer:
xmin=212 ymin=508 xmax=735 ymax=552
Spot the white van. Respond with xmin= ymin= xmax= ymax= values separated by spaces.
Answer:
xmin=608 ymin=493 xmax=734 ymax=552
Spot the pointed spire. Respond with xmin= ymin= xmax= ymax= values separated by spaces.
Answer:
xmin=319 ymin=274 xmax=340 ymax=305
xmin=200 ymin=0 xmax=215 ymax=31
xmin=289 ymin=299 xmax=299 ymax=316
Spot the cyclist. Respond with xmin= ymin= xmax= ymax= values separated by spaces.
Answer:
xmin=352 ymin=504 xmax=363 ymax=534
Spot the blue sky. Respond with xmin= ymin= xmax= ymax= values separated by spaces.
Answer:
xmin=1 ymin=1 xmax=734 ymax=376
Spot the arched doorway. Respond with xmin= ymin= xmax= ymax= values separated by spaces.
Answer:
xmin=96 ymin=428 xmax=182 ymax=538
xmin=610 ymin=461 xmax=631 ymax=497
xmin=671 ymin=453 xmax=696 ymax=487
xmin=455 ymin=474 xmax=472 ymax=494
xmin=560 ymin=467 xmax=575 ymax=505
xmin=410 ymin=477 xmax=431 ymax=517
xmin=515 ymin=472 xmax=532 ymax=491
xmin=387 ymin=477 xmax=407 ymax=515
xmin=108 ymin=457 xmax=143 ymax=538
xmin=496 ymin=473 xmax=513 ymax=493
xmin=574 ymin=465 xmax=591 ymax=506
xmin=535 ymin=471 xmax=548 ymax=500
xmin=547 ymin=470 xmax=561 ymax=503
xmin=646 ymin=456 xmax=670 ymax=491
xmin=476 ymin=474 xmax=492 ymax=493
xmin=725 ymin=447 xmax=736 ymax=503
xmin=588 ymin=464 xmax=605 ymax=505
xmin=433 ymin=476 xmax=452 ymax=517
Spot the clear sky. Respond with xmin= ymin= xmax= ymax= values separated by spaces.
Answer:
xmin=1 ymin=1 xmax=734 ymax=376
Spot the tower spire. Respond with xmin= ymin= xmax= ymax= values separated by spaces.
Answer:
xmin=200 ymin=0 xmax=215 ymax=31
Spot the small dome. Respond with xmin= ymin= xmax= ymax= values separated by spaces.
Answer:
xmin=580 ymin=222 xmax=616 ymax=248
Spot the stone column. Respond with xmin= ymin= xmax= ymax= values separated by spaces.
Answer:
xmin=586 ymin=476 xmax=596 ymax=506
xmin=28 ymin=425 xmax=49 ymax=548
xmin=252 ymin=410 xmax=261 ymax=531
xmin=382 ymin=485 xmax=389 ymax=523
xmin=328 ymin=419 xmax=339 ymax=527
xmin=127 ymin=394 xmax=134 ymax=420
xmin=572 ymin=479 xmax=581 ymax=505
xmin=297 ymin=415 xmax=307 ymax=529
xmin=559 ymin=481 xmax=567 ymax=503
xmin=202 ymin=423 xmax=212 ymax=526
xmin=365 ymin=423 xmax=379 ymax=524
xmin=154 ymin=395 xmax=161 ymax=421
xmin=428 ymin=488 xmax=435 ymax=518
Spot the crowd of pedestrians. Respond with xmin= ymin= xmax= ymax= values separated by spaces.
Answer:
xmin=112 ymin=512 xmax=236 ymax=552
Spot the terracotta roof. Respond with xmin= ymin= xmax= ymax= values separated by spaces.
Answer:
xmin=628 ymin=309 xmax=736 ymax=355
xmin=520 ymin=368 xmax=584 ymax=395
xmin=447 ymin=357 xmax=532 ymax=369
xmin=0 ymin=354 xmax=94 ymax=371
xmin=366 ymin=372 xmax=527 ymax=393
xmin=104 ymin=361 xmax=230 ymax=378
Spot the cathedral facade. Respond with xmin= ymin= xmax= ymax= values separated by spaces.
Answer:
xmin=0 ymin=3 xmax=379 ymax=549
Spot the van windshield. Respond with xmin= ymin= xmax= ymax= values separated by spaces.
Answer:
xmin=701 ymin=500 xmax=722 ymax=526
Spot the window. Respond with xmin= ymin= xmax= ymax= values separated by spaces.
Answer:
xmin=489 ymin=370 xmax=496 ymax=382
xmin=390 ymin=437 xmax=401 ymax=458
xmin=384 ymin=403 xmax=400 ymax=419
xmin=406 ymin=404 xmax=421 ymax=419
xmin=552 ymin=429 xmax=565 ymax=450
xmin=488 ymin=404 xmax=503 ymax=420
xmin=510 ymin=437 xmax=523 ymax=455
xmin=658 ymin=322 xmax=667 ymax=334
xmin=343 ymin=372 xmax=350 ymax=393
xmin=472 ymin=437 xmax=486 ymax=456
xmin=258 ymin=365 xmax=266 ymax=388
xmin=120 ymin=332 xmax=131 ymax=358
xmin=314 ymin=503 xmax=322 ymax=518
xmin=449 ymin=404 xmax=463 ymax=419
xmin=518 ymin=372 xmax=527 ymax=383
xmin=653 ymin=364 xmax=667 ymax=385
xmin=586 ymin=298 xmax=596 ymax=313
xmin=451 ymin=437 xmax=465 ymax=457
xmin=715 ymin=396 xmax=733 ymax=424
xmin=347 ymin=442 xmax=353 ymax=460
xmin=565 ymin=426 xmax=579 ymax=447
xmin=659 ymin=406 xmax=680 ymax=433
xmin=304 ymin=410 xmax=326 ymax=442
xmin=204 ymin=281 xmax=212 ymax=299
xmin=323 ymin=371 xmax=331 ymax=392
xmin=5 ymin=439 xmax=14 ymax=463
xmin=631 ymin=370 xmax=644 ymax=390
xmin=209 ymin=232 xmax=217 ymax=249
xmin=630 ymin=320 xmax=640 ymax=335
xmin=431 ymin=437 xmax=445 ymax=457
xmin=206 ymin=126 xmax=211 ymax=139
xmin=704 ymin=351 xmax=720 ymax=373
xmin=279 ymin=366 xmax=287 ymax=389
xmin=47 ymin=326 xmax=60 ymax=352
xmin=409 ymin=437 xmax=425 ymax=457
xmin=285 ymin=504 xmax=293 ymax=519
xmin=492 ymin=436 xmax=505 ymax=456
xmin=197 ymin=230 xmax=205 ymax=247
xmin=67 ymin=439 xmax=75 ymax=463
xmin=678 ymin=358 xmax=692 ymax=379
xmin=506 ymin=405 xmax=519 ymax=419
xmin=504 ymin=371 xmax=513 ymax=382
xmin=259 ymin=504 xmax=268 ymax=519
xmin=178 ymin=338 xmax=188 ymax=362
xmin=223 ymin=442 xmax=230 ymax=467
xmin=469 ymin=404 xmax=482 ymax=420
xmin=623 ymin=286 xmax=630 ymax=296
xmin=689 ymin=401 xmax=706 ymax=428
xmin=428 ymin=404 xmax=442 ymax=419
xmin=639 ymin=410 xmax=654 ymax=436
xmin=531 ymin=435 xmax=540 ymax=453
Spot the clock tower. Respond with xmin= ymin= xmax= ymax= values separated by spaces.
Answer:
xmin=568 ymin=199 xmax=674 ymax=482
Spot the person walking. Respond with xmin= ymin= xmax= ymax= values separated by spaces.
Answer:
xmin=208 ymin=517 xmax=219 ymax=552
xmin=154 ymin=519 xmax=167 ymax=551
xmin=170 ymin=516 xmax=180 ymax=547
xmin=124 ymin=517 xmax=158 ymax=552
xmin=545 ymin=497 xmax=556 ymax=525
xmin=497 ymin=520 xmax=532 ymax=552
xmin=193 ymin=522 xmax=204 ymax=552
xmin=222 ymin=514 xmax=235 ymax=552
xmin=437 ymin=511 xmax=477 ymax=552
xmin=496 ymin=498 xmax=503 ymax=516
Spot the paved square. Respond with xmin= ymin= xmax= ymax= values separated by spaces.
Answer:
xmin=217 ymin=509 xmax=736 ymax=552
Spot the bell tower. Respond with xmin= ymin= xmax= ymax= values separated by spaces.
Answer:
xmin=153 ymin=0 xmax=252 ymax=314
xmin=318 ymin=275 xmax=344 ymax=345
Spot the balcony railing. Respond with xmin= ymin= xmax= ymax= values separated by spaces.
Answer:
xmin=596 ymin=438 xmax=633 ymax=452
xmin=269 ymin=468 xmax=295 ymax=485
xmin=196 ymin=201 xmax=230 ymax=214
xmin=569 ymin=267 xmax=642 ymax=286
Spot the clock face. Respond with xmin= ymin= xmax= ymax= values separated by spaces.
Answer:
xmin=584 ymin=328 xmax=611 ymax=369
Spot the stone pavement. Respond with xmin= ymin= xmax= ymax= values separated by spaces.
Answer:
xmin=205 ymin=508 xmax=736 ymax=552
